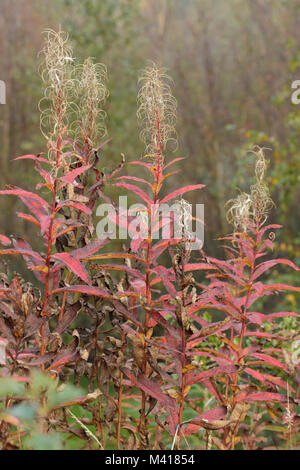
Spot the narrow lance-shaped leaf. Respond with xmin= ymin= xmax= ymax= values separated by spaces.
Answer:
xmin=113 ymin=182 xmax=152 ymax=206
xmin=159 ymin=184 xmax=205 ymax=204
xmin=60 ymin=164 xmax=92 ymax=184
xmin=51 ymin=253 xmax=91 ymax=284
xmin=253 ymin=258 xmax=300 ymax=280
xmin=51 ymin=285 xmax=111 ymax=298
xmin=122 ymin=368 xmax=176 ymax=410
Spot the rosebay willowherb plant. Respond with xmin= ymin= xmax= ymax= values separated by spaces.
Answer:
xmin=0 ymin=29 xmax=119 ymax=449
xmin=0 ymin=29 xmax=299 ymax=450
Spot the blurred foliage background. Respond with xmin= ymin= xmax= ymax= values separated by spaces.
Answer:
xmin=0 ymin=0 xmax=299 ymax=310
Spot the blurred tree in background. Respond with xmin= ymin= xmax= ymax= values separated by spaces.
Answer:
xmin=0 ymin=0 xmax=299 ymax=308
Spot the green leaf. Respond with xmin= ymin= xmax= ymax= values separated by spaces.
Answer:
xmin=9 ymin=402 xmax=37 ymax=422
xmin=0 ymin=378 xmax=26 ymax=397
xmin=25 ymin=432 xmax=63 ymax=450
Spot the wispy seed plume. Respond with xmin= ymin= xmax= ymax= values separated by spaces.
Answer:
xmin=75 ymin=58 xmax=108 ymax=152
xmin=226 ymin=147 xmax=274 ymax=232
xmin=137 ymin=63 xmax=177 ymax=160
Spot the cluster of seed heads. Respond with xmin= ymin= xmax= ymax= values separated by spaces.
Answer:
xmin=226 ymin=148 xmax=274 ymax=232
xmin=39 ymin=29 xmax=109 ymax=168
xmin=137 ymin=63 xmax=177 ymax=159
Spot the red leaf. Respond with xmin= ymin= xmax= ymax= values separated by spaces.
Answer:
xmin=164 ymin=157 xmax=185 ymax=169
xmin=253 ymin=259 xmax=299 ymax=280
xmin=152 ymin=266 xmax=177 ymax=298
xmin=17 ymin=212 xmax=40 ymax=227
xmin=40 ymin=215 xmax=52 ymax=235
xmin=0 ymin=247 xmax=44 ymax=263
xmin=241 ymin=392 xmax=287 ymax=403
xmin=69 ymin=238 xmax=110 ymax=259
xmin=113 ymin=182 xmax=152 ymax=206
xmin=0 ymin=189 xmax=49 ymax=221
xmin=0 ymin=235 xmax=11 ymax=246
xmin=84 ymin=252 xmax=145 ymax=263
xmin=93 ymin=263 xmax=145 ymax=280
xmin=148 ymin=310 xmax=180 ymax=342
xmin=187 ymin=317 xmax=232 ymax=348
xmin=0 ymin=188 xmax=49 ymax=206
xmin=183 ymin=406 xmax=227 ymax=436
xmin=187 ymin=365 xmax=237 ymax=386
xmin=244 ymin=331 xmax=285 ymax=340
xmin=269 ymin=311 xmax=300 ymax=320
xmin=48 ymin=337 xmax=79 ymax=372
xmin=52 ymin=253 xmax=91 ymax=284
xmin=14 ymin=154 xmax=49 ymax=164
xmin=250 ymin=353 xmax=288 ymax=372
xmin=262 ymin=283 xmax=300 ymax=294
xmin=151 ymin=239 xmax=182 ymax=263
xmin=54 ymin=302 xmax=81 ymax=335
xmin=115 ymin=175 xmax=152 ymax=188
xmin=51 ymin=285 xmax=110 ymax=298
xmin=129 ymin=161 xmax=153 ymax=170
xmin=122 ymin=368 xmax=176 ymax=409
xmin=244 ymin=367 xmax=295 ymax=392
xmin=130 ymin=237 xmax=144 ymax=253
xmin=94 ymin=138 xmax=112 ymax=151
xmin=113 ymin=300 xmax=144 ymax=329
xmin=185 ymin=263 xmax=216 ymax=272
xmin=257 ymin=224 xmax=282 ymax=240
xmin=12 ymin=238 xmax=45 ymax=261
xmin=55 ymin=200 xmax=91 ymax=215
xmin=11 ymin=239 xmax=46 ymax=282
xmin=159 ymin=184 xmax=205 ymax=204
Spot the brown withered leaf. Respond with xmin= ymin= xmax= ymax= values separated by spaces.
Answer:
xmin=191 ymin=286 xmax=197 ymax=305
xmin=12 ymin=320 xmax=24 ymax=339
xmin=229 ymin=402 xmax=250 ymax=430
xmin=105 ymin=404 xmax=117 ymax=422
xmin=130 ymin=334 xmax=144 ymax=371
xmin=54 ymin=301 xmax=81 ymax=335
xmin=166 ymin=388 xmax=182 ymax=402
xmin=21 ymin=291 xmax=34 ymax=316
xmin=198 ymin=316 xmax=231 ymax=338
xmin=105 ymin=336 xmax=123 ymax=349
xmin=0 ymin=317 xmax=15 ymax=343
xmin=80 ymin=349 xmax=89 ymax=361
xmin=49 ymin=332 xmax=62 ymax=352
xmin=24 ymin=313 xmax=44 ymax=337
xmin=212 ymin=436 xmax=226 ymax=450
xmin=53 ymin=389 xmax=102 ymax=410
xmin=180 ymin=273 xmax=194 ymax=290
xmin=199 ymin=418 xmax=235 ymax=430
xmin=146 ymin=396 xmax=158 ymax=416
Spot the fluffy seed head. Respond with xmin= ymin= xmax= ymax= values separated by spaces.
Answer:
xmin=226 ymin=191 xmax=252 ymax=233
xmin=175 ymin=198 xmax=193 ymax=240
xmin=39 ymin=29 xmax=75 ymax=153
xmin=226 ymin=148 xmax=274 ymax=232
xmin=137 ymin=63 xmax=177 ymax=159
xmin=249 ymin=147 xmax=274 ymax=219
xmin=74 ymin=58 xmax=108 ymax=149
